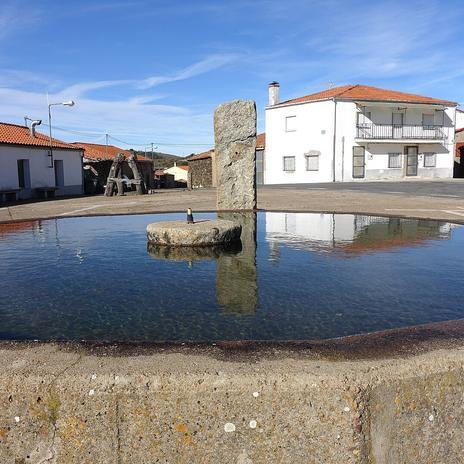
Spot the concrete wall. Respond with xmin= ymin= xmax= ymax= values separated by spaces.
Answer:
xmin=0 ymin=145 xmax=83 ymax=199
xmin=0 ymin=335 xmax=463 ymax=463
xmin=264 ymin=100 xmax=455 ymax=183
xmin=456 ymin=110 xmax=464 ymax=130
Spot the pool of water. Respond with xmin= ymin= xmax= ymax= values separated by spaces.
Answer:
xmin=0 ymin=212 xmax=462 ymax=342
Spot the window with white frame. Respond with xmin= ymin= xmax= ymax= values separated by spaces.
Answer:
xmin=283 ymin=156 xmax=295 ymax=172
xmin=423 ymin=152 xmax=436 ymax=167
xmin=422 ymin=113 xmax=434 ymax=127
xmin=305 ymin=153 xmax=319 ymax=171
xmin=285 ymin=116 xmax=297 ymax=132
xmin=388 ymin=153 xmax=402 ymax=168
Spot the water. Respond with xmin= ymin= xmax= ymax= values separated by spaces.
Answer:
xmin=0 ymin=212 xmax=462 ymax=342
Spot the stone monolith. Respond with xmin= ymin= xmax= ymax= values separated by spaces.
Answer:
xmin=214 ymin=100 xmax=257 ymax=210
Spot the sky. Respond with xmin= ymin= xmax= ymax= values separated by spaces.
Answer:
xmin=0 ymin=0 xmax=463 ymax=156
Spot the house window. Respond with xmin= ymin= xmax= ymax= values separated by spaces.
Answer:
xmin=283 ymin=156 xmax=295 ymax=172
xmin=423 ymin=152 xmax=436 ymax=167
xmin=388 ymin=153 xmax=402 ymax=168
xmin=436 ymin=110 xmax=445 ymax=126
xmin=285 ymin=116 xmax=296 ymax=132
xmin=305 ymin=154 xmax=319 ymax=171
xmin=422 ymin=113 xmax=434 ymax=127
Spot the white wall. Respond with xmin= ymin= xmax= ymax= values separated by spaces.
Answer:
xmin=0 ymin=145 xmax=83 ymax=198
xmin=264 ymin=100 xmax=335 ymax=184
xmin=265 ymin=99 xmax=455 ymax=183
xmin=164 ymin=166 xmax=188 ymax=181
xmin=456 ymin=110 xmax=464 ymax=130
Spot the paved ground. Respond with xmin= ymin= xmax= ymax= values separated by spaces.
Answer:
xmin=1 ymin=180 xmax=464 ymax=224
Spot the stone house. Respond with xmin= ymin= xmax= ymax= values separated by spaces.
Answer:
xmin=187 ymin=134 xmax=265 ymax=189
xmin=73 ymin=142 xmax=154 ymax=194
xmin=187 ymin=150 xmax=216 ymax=188
xmin=0 ymin=121 xmax=84 ymax=202
xmin=265 ymin=82 xmax=457 ymax=183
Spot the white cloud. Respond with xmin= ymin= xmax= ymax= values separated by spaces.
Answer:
xmin=139 ymin=53 xmax=239 ymax=89
xmin=0 ymin=3 xmax=41 ymax=42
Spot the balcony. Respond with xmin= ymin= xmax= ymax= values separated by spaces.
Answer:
xmin=356 ymin=123 xmax=447 ymax=141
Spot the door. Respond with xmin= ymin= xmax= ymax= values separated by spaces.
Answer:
xmin=405 ymin=146 xmax=418 ymax=176
xmin=54 ymin=160 xmax=65 ymax=187
xmin=17 ymin=159 xmax=31 ymax=189
xmin=392 ymin=113 xmax=403 ymax=139
xmin=352 ymin=146 xmax=365 ymax=178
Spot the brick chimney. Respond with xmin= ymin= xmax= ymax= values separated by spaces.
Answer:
xmin=268 ymin=81 xmax=280 ymax=106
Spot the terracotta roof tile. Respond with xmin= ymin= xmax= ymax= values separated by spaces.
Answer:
xmin=256 ymin=132 xmax=265 ymax=149
xmin=74 ymin=142 xmax=151 ymax=161
xmin=277 ymin=84 xmax=457 ymax=107
xmin=187 ymin=149 xmax=214 ymax=161
xmin=0 ymin=122 xmax=81 ymax=150
xmin=178 ymin=165 xmax=189 ymax=171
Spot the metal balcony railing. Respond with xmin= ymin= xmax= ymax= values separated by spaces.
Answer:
xmin=356 ymin=123 xmax=447 ymax=140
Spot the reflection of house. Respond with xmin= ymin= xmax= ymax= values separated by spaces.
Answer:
xmin=265 ymin=212 xmax=452 ymax=256
xmin=73 ymin=142 xmax=154 ymax=194
xmin=265 ymin=82 xmax=456 ymax=183
xmin=164 ymin=163 xmax=189 ymax=184
xmin=0 ymin=122 xmax=84 ymax=202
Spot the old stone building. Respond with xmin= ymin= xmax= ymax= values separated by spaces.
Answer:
xmin=187 ymin=149 xmax=216 ymax=188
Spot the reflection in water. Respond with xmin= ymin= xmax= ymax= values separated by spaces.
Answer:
xmin=265 ymin=212 xmax=452 ymax=258
xmin=147 ymin=213 xmax=258 ymax=314
xmin=1 ymin=212 xmax=463 ymax=342
xmin=217 ymin=212 xmax=257 ymax=314
xmin=147 ymin=241 xmax=242 ymax=263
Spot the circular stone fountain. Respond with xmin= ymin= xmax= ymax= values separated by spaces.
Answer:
xmin=146 ymin=219 xmax=242 ymax=247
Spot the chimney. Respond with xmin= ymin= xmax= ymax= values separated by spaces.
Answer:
xmin=30 ymin=120 xmax=42 ymax=137
xmin=268 ymin=81 xmax=280 ymax=106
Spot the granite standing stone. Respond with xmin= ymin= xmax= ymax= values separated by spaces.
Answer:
xmin=214 ymin=100 xmax=257 ymax=210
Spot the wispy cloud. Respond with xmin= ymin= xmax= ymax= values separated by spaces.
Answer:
xmin=139 ymin=53 xmax=239 ymax=89
xmin=0 ymin=2 xmax=41 ymax=42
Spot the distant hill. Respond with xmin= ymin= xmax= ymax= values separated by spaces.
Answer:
xmin=130 ymin=149 xmax=188 ymax=169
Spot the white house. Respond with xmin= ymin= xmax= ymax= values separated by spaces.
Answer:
xmin=264 ymin=83 xmax=457 ymax=184
xmin=0 ymin=122 xmax=84 ymax=202
xmin=164 ymin=162 xmax=189 ymax=182
xmin=456 ymin=108 xmax=464 ymax=130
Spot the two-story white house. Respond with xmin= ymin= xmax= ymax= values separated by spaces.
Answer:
xmin=264 ymin=83 xmax=457 ymax=183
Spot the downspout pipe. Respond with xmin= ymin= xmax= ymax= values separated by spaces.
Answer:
xmin=332 ymin=99 xmax=337 ymax=182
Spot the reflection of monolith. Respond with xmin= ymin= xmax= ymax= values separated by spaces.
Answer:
xmin=216 ymin=212 xmax=257 ymax=313
xmin=214 ymin=100 xmax=257 ymax=210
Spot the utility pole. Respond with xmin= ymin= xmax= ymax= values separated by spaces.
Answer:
xmin=151 ymin=142 xmax=154 ymax=161
xmin=105 ymin=133 xmax=109 ymax=157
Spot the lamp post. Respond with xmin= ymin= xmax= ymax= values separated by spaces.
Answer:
xmin=48 ymin=100 xmax=75 ymax=168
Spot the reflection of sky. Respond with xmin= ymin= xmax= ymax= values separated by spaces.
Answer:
xmin=1 ymin=212 xmax=464 ymax=342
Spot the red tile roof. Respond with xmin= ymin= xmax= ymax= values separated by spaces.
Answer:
xmin=0 ymin=122 xmax=82 ymax=150
xmin=178 ymin=165 xmax=189 ymax=171
xmin=73 ymin=142 xmax=151 ymax=162
xmin=187 ymin=149 xmax=214 ymax=161
xmin=256 ymin=132 xmax=265 ymax=149
xmin=276 ymin=84 xmax=457 ymax=107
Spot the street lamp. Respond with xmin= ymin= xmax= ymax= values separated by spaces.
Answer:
xmin=48 ymin=100 xmax=75 ymax=168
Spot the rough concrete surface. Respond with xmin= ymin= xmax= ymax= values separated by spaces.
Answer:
xmin=0 ymin=338 xmax=463 ymax=463
xmin=214 ymin=100 xmax=257 ymax=210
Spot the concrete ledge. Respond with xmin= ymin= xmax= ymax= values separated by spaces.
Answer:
xmin=1 ymin=321 xmax=464 ymax=463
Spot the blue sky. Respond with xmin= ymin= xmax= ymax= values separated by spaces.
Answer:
xmin=1 ymin=0 xmax=463 ymax=155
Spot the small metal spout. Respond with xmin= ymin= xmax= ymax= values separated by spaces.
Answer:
xmin=187 ymin=208 xmax=194 ymax=224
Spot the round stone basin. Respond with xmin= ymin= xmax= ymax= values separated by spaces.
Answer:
xmin=146 ymin=219 xmax=242 ymax=246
